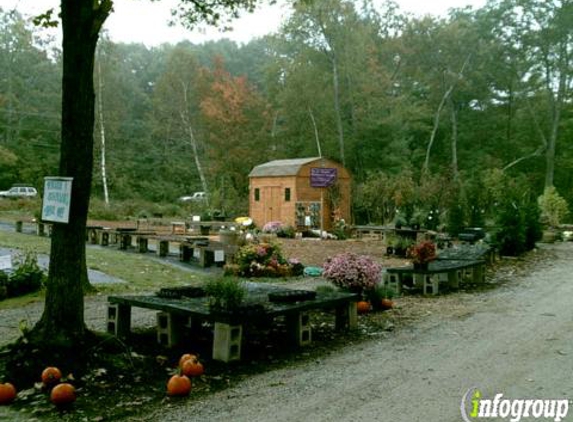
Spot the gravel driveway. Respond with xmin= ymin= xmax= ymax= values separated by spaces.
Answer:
xmin=139 ymin=242 xmax=573 ymax=422
xmin=1 ymin=243 xmax=572 ymax=422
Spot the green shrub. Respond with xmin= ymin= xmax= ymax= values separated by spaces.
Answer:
xmin=493 ymin=201 xmax=526 ymax=256
xmin=204 ymin=276 xmax=246 ymax=311
xmin=538 ymin=187 xmax=569 ymax=228
xmin=276 ymin=225 xmax=296 ymax=239
xmin=7 ymin=251 xmax=46 ymax=298
xmin=0 ymin=271 xmax=8 ymax=300
xmin=524 ymin=201 xmax=543 ymax=250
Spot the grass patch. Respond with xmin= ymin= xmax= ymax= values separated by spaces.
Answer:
xmin=0 ymin=231 xmax=210 ymax=306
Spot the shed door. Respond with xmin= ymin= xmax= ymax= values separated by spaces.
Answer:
xmin=264 ymin=186 xmax=282 ymax=222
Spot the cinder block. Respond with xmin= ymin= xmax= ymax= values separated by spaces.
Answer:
xmin=137 ymin=237 xmax=148 ymax=253
xmin=107 ymin=304 xmax=131 ymax=338
xmin=120 ymin=234 xmax=132 ymax=250
xmin=156 ymin=312 xmax=186 ymax=347
xmin=384 ymin=273 xmax=401 ymax=295
xmin=100 ymin=231 xmax=110 ymax=246
xmin=335 ymin=301 xmax=358 ymax=331
xmin=213 ymin=322 xmax=242 ymax=362
xmin=157 ymin=240 xmax=169 ymax=257
xmin=423 ymin=275 xmax=439 ymax=295
xmin=286 ymin=312 xmax=312 ymax=347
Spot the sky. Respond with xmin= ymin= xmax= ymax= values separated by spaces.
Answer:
xmin=5 ymin=0 xmax=487 ymax=46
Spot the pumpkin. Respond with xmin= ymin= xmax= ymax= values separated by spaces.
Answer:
xmin=181 ymin=357 xmax=204 ymax=378
xmin=50 ymin=383 xmax=76 ymax=406
xmin=167 ymin=374 xmax=192 ymax=397
xmin=178 ymin=353 xmax=198 ymax=368
xmin=356 ymin=300 xmax=371 ymax=314
xmin=0 ymin=383 xmax=17 ymax=405
xmin=41 ymin=367 xmax=62 ymax=387
xmin=380 ymin=298 xmax=394 ymax=310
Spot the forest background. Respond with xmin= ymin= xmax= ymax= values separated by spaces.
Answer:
xmin=1 ymin=0 xmax=571 ymax=229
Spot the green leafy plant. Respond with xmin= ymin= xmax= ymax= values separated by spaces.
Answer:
xmin=276 ymin=225 xmax=296 ymax=239
xmin=0 ymin=270 xmax=8 ymax=300
xmin=538 ymin=186 xmax=569 ymax=228
xmin=365 ymin=283 xmax=395 ymax=302
xmin=7 ymin=250 xmax=46 ymax=298
xmin=204 ymin=276 xmax=246 ymax=311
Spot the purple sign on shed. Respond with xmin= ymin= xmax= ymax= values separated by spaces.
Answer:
xmin=310 ymin=167 xmax=338 ymax=187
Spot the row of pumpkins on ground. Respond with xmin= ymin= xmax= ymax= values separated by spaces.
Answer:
xmin=0 ymin=353 xmax=205 ymax=407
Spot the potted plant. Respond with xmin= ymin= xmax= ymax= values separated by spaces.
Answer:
xmin=407 ymin=240 xmax=437 ymax=270
xmin=322 ymin=252 xmax=382 ymax=295
xmin=394 ymin=236 xmax=413 ymax=257
xmin=204 ymin=276 xmax=246 ymax=312
xmin=366 ymin=284 xmax=396 ymax=311
xmin=385 ymin=234 xmax=397 ymax=255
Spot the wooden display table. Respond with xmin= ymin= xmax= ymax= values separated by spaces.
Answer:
xmin=107 ymin=284 xmax=358 ymax=362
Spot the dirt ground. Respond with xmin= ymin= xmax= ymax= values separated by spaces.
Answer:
xmin=143 ymin=243 xmax=573 ymax=422
xmin=276 ymin=237 xmax=406 ymax=268
xmin=1 ymin=221 xmax=566 ymax=422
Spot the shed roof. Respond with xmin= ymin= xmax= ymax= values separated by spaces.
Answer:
xmin=248 ymin=157 xmax=322 ymax=177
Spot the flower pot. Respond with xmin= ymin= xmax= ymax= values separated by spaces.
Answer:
xmin=386 ymin=246 xmax=394 ymax=256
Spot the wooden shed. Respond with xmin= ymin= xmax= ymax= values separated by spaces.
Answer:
xmin=248 ymin=157 xmax=351 ymax=231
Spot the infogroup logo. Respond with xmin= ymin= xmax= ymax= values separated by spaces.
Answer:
xmin=461 ymin=388 xmax=570 ymax=422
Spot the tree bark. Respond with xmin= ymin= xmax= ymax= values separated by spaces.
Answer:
xmin=423 ymin=54 xmax=471 ymax=174
xmin=308 ymin=106 xmax=321 ymax=157
xmin=97 ymin=57 xmax=110 ymax=205
xmin=449 ymin=96 xmax=458 ymax=180
xmin=30 ymin=0 xmax=111 ymax=346
xmin=179 ymin=80 xmax=208 ymax=194
xmin=331 ymin=54 xmax=345 ymax=166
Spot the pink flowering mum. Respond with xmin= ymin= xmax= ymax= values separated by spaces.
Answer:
xmin=322 ymin=253 xmax=382 ymax=292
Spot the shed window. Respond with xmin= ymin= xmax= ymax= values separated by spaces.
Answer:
xmin=285 ymin=188 xmax=291 ymax=202
xmin=254 ymin=188 xmax=260 ymax=201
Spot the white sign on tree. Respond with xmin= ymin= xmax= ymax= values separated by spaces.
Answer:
xmin=42 ymin=177 xmax=73 ymax=223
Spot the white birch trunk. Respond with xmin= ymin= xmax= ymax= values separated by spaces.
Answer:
xmin=96 ymin=59 xmax=110 ymax=205
xmin=179 ymin=80 xmax=208 ymax=194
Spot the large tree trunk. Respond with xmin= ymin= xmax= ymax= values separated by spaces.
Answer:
xmin=30 ymin=0 xmax=110 ymax=346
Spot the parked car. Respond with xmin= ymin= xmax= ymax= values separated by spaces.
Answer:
xmin=0 ymin=185 xmax=38 ymax=199
xmin=179 ymin=192 xmax=207 ymax=202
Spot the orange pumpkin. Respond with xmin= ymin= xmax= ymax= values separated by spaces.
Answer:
xmin=178 ymin=353 xmax=198 ymax=368
xmin=50 ymin=383 xmax=76 ymax=406
xmin=357 ymin=300 xmax=371 ymax=314
xmin=181 ymin=358 xmax=204 ymax=378
xmin=167 ymin=374 xmax=192 ymax=397
xmin=380 ymin=298 xmax=394 ymax=310
xmin=41 ymin=367 xmax=62 ymax=387
xmin=0 ymin=383 xmax=17 ymax=405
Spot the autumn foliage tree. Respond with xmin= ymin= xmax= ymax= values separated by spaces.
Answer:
xmin=200 ymin=57 xmax=271 ymax=199
xmin=22 ymin=0 xmax=274 ymax=355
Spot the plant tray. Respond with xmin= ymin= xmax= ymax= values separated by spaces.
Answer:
xmin=156 ymin=286 xmax=206 ymax=299
xmin=268 ymin=290 xmax=317 ymax=303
